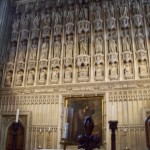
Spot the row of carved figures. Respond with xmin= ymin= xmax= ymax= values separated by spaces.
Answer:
xmin=4 ymin=57 xmax=149 ymax=87
xmin=10 ymin=1 xmax=150 ymax=39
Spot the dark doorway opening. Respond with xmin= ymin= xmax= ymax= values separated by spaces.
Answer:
xmin=6 ymin=122 xmax=25 ymax=150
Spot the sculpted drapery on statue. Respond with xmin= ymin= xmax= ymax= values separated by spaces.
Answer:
xmin=108 ymin=33 xmax=117 ymax=53
xmin=135 ymin=29 xmax=145 ymax=50
xmin=66 ymin=8 xmax=74 ymax=23
xmin=29 ymin=40 xmax=38 ymax=61
xmin=53 ymin=37 xmax=61 ymax=58
xmin=94 ymin=34 xmax=103 ymax=54
xmin=65 ymin=35 xmax=73 ymax=58
xmin=54 ymin=9 xmax=62 ymax=25
xmin=122 ymin=30 xmax=131 ymax=52
xmin=79 ymin=34 xmax=88 ymax=55
xmin=27 ymin=69 xmax=35 ymax=84
xmin=94 ymin=5 xmax=101 ymax=20
xmin=15 ymin=70 xmax=23 ymax=86
xmin=79 ymin=6 xmax=88 ymax=21
xmin=40 ymin=38 xmax=49 ymax=60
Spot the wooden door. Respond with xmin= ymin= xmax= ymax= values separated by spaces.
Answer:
xmin=6 ymin=123 xmax=25 ymax=150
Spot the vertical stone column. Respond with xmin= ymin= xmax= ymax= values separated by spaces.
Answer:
xmin=0 ymin=0 xmax=13 ymax=86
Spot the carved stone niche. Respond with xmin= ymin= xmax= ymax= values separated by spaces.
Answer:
xmin=146 ymin=13 xmax=150 ymax=26
xmin=5 ymin=70 xmax=13 ymax=87
xmin=95 ymin=64 xmax=104 ymax=81
xmin=119 ymin=16 xmax=129 ymax=29
xmin=64 ymin=66 xmax=72 ymax=83
xmin=20 ymin=29 xmax=29 ymax=41
xmin=39 ymin=68 xmax=47 ymax=85
xmin=93 ymin=19 xmax=103 ymax=32
xmin=51 ymin=67 xmax=59 ymax=84
xmin=109 ymin=63 xmax=118 ymax=80
xmin=77 ymin=21 xmax=90 ymax=33
xmin=139 ymin=60 xmax=148 ymax=78
xmin=76 ymin=55 xmax=90 ymax=67
xmin=54 ymin=25 xmax=62 ymax=36
xmin=122 ymin=51 xmax=132 ymax=63
xmin=124 ymin=61 xmax=133 ymax=79
xmin=27 ymin=69 xmax=35 ymax=85
xmin=136 ymin=50 xmax=147 ymax=62
xmin=64 ymin=57 xmax=73 ymax=67
xmin=106 ymin=17 xmax=116 ymax=30
xmin=94 ymin=53 xmax=104 ymax=65
xmin=65 ymin=23 xmax=74 ymax=35
xmin=31 ymin=28 xmax=40 ymax=40
xmin=108 ymin=52 xmax=118 ymax=64
xmin=42 ymin=26 xmax=51 ymax=38
xmin=15 ymin=70 xmax=24 ymax=86
xmin=78 ymin=65 xmax=89 ymax=82
xmin=133 ymin=14 xmax=143 ymax=28
xmin=51 ymin=58 xmax=60 ymax=68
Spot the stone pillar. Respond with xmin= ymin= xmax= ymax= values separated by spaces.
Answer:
xmin=0 ymin=0 xmax=13 ymax=66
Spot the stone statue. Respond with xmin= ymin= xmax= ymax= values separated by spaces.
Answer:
xmin=79 ymin=7 xmax=88 ymax=21
xmin=42 ymin=10 xmax=51 ymax=26
xmin=120 ymin=5 xmax=128 ymax=17
xmin=27 ymin=70 xmax=35 ymax=84
xmin=39 ymin=68 xmax=47 ymax=83
xmin=139 ymin=61 xmax=148 ymax=76
xmin=66 ymin=8 xmax=74 ymax=23
xmin=5 ymin=71 xmax=12 ymax=86
xmin=124 ymin=62 xmax=132 ymax=76
xmin=52 ymin=68 xmax=59 ymax=81
xmin=40 ymin=39 xmax=49 ymax=60
xmin=107 ymin=2 xmax=114 ymax=17
xmin=122 ymin=30 xmax=131 ymax=52
xmin=18 ymin=41 xmax=27 ymax=62
xmin=108 ymin=35 xmax=117 ymax=53
xmin=53 ymin=39 xmax=61 ymax=58
xmin=96 ymin=64 xmax=103 ymax=78
xmin=54 ymin=10 xmax=62 ymax=25
xmin=15 ymin=70 xmax=23 ymax=85
xmin=79 ymin=66 xmax=88 ymax=78
xmin=65 ymin=36 xmax=73 ymax=58
xmin=65 ymin=67 xmax=72 ymax=80
xmin=135 ymin=29 xmax=145 ymax=50
xmin=79 ymin=34 xmax=88 ymax=55
xmin=94 ymin=5 xmax=101 ymax=20
xmin=8 ymin=43 xmax=16 ymax=63
xmin=95 ymin=34 xmax=103 ymax=54
xmin=133 ymin=2 xmax=141 ymax=14
xmin=110 ymin=63 xmax=118 ymax=77
xmin=29 ymin=40 xmax=38 ymax=61
xmin=33 ymin=12 xmax=40 ymax=28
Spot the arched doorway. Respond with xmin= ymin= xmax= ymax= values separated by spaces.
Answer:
xmin=6 ymin=122 xmax=25 ymax=150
